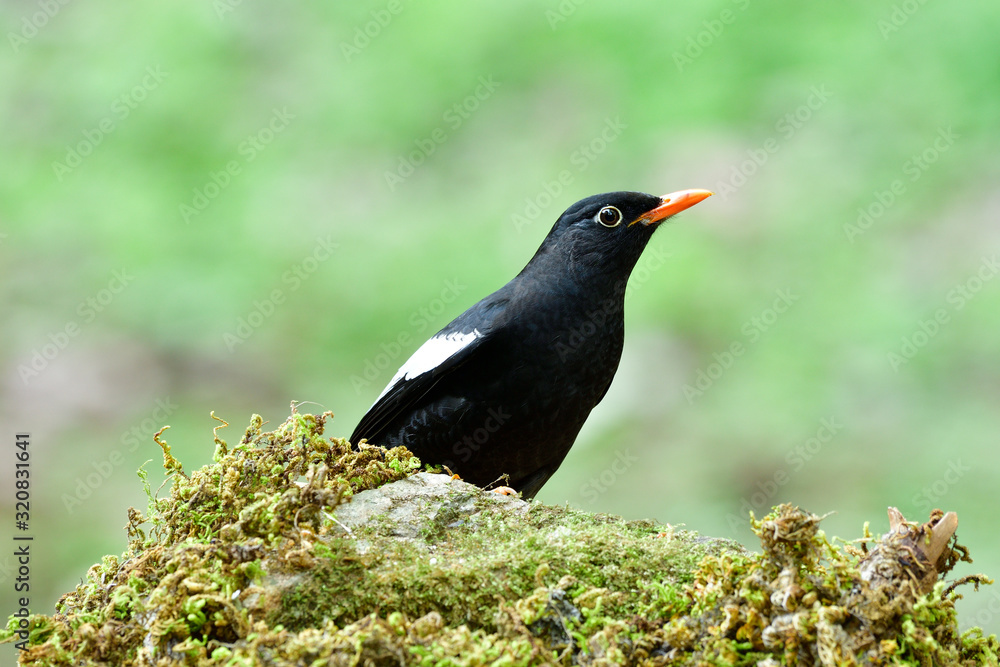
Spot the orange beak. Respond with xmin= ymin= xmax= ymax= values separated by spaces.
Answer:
xmin=632 ymin=189 xmax=713 ymax=226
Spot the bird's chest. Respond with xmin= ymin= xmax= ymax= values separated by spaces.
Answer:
xmin=550 ymin=315 xmax=623 ymax=381
xmin=507 ymin=297 xmax=626 ymax=404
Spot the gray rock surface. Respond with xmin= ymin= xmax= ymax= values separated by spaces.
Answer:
xmin=330 ymin=472 xmax=528 ymax=550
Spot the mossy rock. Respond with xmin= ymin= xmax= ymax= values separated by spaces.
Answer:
xmin=269 ymin=470 xmax=741 ymax=634
xmin=3 ymin=410 xmax=998 ymax=665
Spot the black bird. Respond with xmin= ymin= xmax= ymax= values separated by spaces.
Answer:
xmin=351 ymin=189 xmax=712 ymax=498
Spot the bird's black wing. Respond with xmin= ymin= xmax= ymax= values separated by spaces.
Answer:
xmin=350 ymin=319 xmax=498 ymax=447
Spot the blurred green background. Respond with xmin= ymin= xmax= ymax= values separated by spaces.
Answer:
xmin=3 ymin=0 xmax=999 ymax=654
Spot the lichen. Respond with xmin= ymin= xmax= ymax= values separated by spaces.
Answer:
xmin=3 ymin=409 xmax=998 ymax=666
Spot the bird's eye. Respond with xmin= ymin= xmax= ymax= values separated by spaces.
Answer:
xmin=597 ymin=206 xmax=622 ymax=227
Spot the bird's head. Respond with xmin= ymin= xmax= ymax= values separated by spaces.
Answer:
xmin=531 ymin=189 xmax=713 ymax=280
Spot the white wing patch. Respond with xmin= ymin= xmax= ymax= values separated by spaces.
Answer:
xmin=374 ymin=329 xmax=482 ymax=402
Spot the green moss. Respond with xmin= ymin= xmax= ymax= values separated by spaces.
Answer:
xmin=2 ymin=410 xmax=997 ymax=666
xmin=273 ymin=500 xmax=727 ymax=634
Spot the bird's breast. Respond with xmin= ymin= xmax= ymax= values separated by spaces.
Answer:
xmin=502 ymin=295 xmax=626 ymax=407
